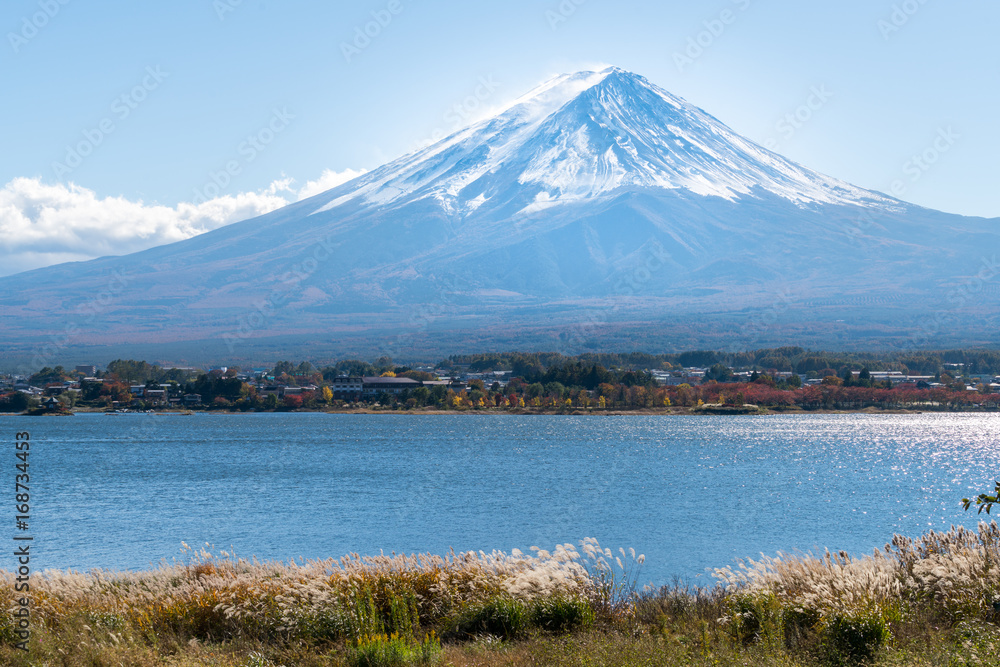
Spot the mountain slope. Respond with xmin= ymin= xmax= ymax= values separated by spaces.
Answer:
xmin=1 ymin=67 xmax=997 ymax=362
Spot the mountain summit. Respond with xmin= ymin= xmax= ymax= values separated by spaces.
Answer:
xmin=318 ymin=67 xmax=894 ymax=216
xmin=1 ymin=68 xmax=997 ymax=362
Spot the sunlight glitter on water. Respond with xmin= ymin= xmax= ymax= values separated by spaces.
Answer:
xmin=4 ymin=412 xmax=998 ymax=584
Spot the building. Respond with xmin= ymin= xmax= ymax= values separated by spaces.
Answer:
xmin=329 ymin=376 xmax=363 ymax=400
xmin=144 ymin=389 xmax=167 ymax=406
xmin=362 ymin=376 xmax=421 ymax=397
xmin=75 ymin=365 xmax=97 ymax=376
xmin=655 ymin=374 xmax=702 ymax=386
xmin=422 ymin=379 xmax=467 ymax=393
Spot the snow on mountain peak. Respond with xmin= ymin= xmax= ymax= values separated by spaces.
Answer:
xmin=314 ymin=68 xmax=898 ymax=218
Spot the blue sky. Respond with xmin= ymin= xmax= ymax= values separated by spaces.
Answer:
xmin=1 ymin=0 xmax=997 ymax=275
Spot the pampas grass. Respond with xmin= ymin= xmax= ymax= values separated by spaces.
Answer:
xmin=2 ymin=528 xmax=998 ymax=665
xmin=714 ymin=522 xmax=1000 ymax=663
xmin=0 ymin=539 xmax=632 ymax=649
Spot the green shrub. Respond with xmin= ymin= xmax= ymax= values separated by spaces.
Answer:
xmin=781 ymin=606 xmax=821 ymax=651
xmin=351 ymin=588 xmax=384 ymax=638
xmin=448 ymin=597 xmax=529 ymax=640
xmin=347 ymin=632 xmax=441 ymax=667
xmin=85 ymin=610 xmax=126 ymax=631
xmin=530 ymin=597 xmax=594 ymax=634
xmin=949 ymin=620 xmax=1000 ymax=667
xmin=820 ymin=611 xmax=891 ymax=665
xmin=0 ymin=614 xmax=18 ymax=647
xmin=292 ymin=607 xmax=353 ymax=642
xmin=725 ymin=593 xmax=779 ymax=644
xmin=336 ymin=587 xmax=421 ymax=642
xmin=385 ymin=590 xmax=420 ymax=637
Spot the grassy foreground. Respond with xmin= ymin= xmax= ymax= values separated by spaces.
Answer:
xmin=2 ymin=527 xmax=1000 ymax=666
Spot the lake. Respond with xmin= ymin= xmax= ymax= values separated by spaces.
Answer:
xmin=2 ymin=412 xmax=997 ymax=585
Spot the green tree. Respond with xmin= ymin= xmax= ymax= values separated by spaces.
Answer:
xmin=963 ymin=482 xmax=1000 ymax=514
xmin=30 ymin=366 xmax=70 ymax=386
xmin=704 ymin=364 xmax=735 ymax=383
xmin=412 ymin=386 xmax=430 ymax=406
xmin=543 ymin=382 xmax=567 ymax=399
xmin=272 ymin=361 xmax=296 ymax=376
xmin=401 ymin=370 xmax=435 ymax=381
xmin=429 ymin=385 xmax=447 ymax=405
xmin=107 ymin=360 xmax=156 ymax=385
xmin=80 ymin=379 xmax=103 ymax=401
xmin=758 ymin=355 xmax=792 ymax=372
xmin=0 ymin=393 xmax=30 ymax=413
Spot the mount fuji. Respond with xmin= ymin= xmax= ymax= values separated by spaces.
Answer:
xmin=2 ymin=67 xmax=998 ymax=363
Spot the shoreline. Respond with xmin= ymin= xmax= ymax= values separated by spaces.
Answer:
xmin=47 ymin=405 xmax=969 ymax=417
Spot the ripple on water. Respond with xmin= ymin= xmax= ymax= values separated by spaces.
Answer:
xmin=2 ymin=412 xmax=998 ymax=583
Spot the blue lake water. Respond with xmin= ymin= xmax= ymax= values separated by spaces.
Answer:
xmin=2 ymin=412 xmax=998 ymax=585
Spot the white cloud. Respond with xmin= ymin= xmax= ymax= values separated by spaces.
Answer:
xmin=0 ymin=169 xmax=367 ymax=277
xmin=296 ymin=168 xmax=368 ymax=200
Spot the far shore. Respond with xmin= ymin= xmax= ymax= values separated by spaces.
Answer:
xmin=46 ymin=405 xmax=955 ymax=417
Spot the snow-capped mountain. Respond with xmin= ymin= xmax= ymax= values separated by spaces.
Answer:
xmin=0 ymin=67 xmax=997 ymax=361
xmin=316 ymin=67 xmax=895 ymax=216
